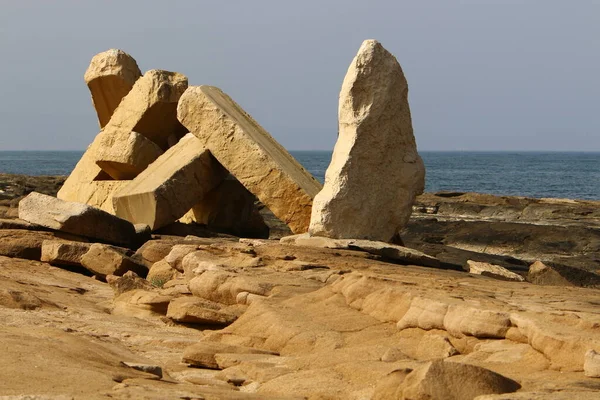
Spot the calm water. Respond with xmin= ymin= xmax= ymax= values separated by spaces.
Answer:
xmin=0 ymin=151 xmax=599 ymax=200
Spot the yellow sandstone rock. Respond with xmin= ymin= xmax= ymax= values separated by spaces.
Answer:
xmin=177 ymin=85 xmax=322 ymax=234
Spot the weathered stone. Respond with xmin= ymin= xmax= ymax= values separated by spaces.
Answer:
xmin=81 ymin=243 xmax=147 ymax=277
xmin=374 ymin=361 xmax=520 ymax=400
xmin=182 ymin=341 xmax=277 ymax=369
xmin=112 ymin=133 xmax=226 ymax=230
xmin=0 ymin=218 xmax=44 ymax=231
xmin=526 ymin=260 xmax=600 ymax=288
xmin=146 ymin=259 xmax=177 ymax=286
xmin=181 ymin=176 xmax=269 ymax=239
xmin=282 ymin=233 xmax=439 ymax=267
xmin=584 ymin=349 xmax=600 ymax=377
xmin=104 ymin=69 xmax=188 ymax=148
xmin=134 ymin=240 xmax=177 ymax=266
xmin=166 ymin=297 xmax=236 ymax=325
xmin=164 ymin=244 xmax=199 ymax=272
xmin=58 ymin=70 xmax=187 ymax=204
xmin=64 ymin=180 xmax=129 ymax=214
xmin=112 ymin=289 xmax=172 ymax=317
xmin=19 ymin=192 xmax=136 ymax=247
xmin=309 ymin=39 xmax=425 ymax=242
xmin=95 ymin=131 xmax=164 ymax=180
xmin=0 ymin=230 xmax=86 ymax=261
xmin=107 ymin=270 xmax=153 ymax=295
xmin=415 ymin=334 xmax=459 ymax=360
xmin=177 ymin=85 xmax=322 ymax=234
xmin=120 ymin=362 xmax=163 ymax=379
xmin=40 ymin=240 xmax=92 ymax=266
xmin=467 ymin=260 xmax=525 ymax=282
xmin=84 ymin=49 xmax=142 ymax=128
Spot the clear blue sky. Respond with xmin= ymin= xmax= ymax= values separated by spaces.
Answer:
xmin=0 ymin=0 xmax=598 ymax=151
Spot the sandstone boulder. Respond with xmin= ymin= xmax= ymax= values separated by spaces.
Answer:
xmin=95 ymin=130 xmax=164 ymax=180
xmin=374 ymin=360 xmax=521 ymax=400
xmin=177 ymin=85 xmax=322 ymax=234
xmin=146 ymin=259 xmax=177 ymax=286
xmin=309 ymin=39 xmax=425 ymax=242
xmin=166 ymin=296 xmax=236 ymax=325
xmin=584 ymin=349 xmax=600 ymax=378
xmin=467 ymin=260 xmax=525 ymax=282
xmin=41 ymin=240 xmax=92 ymax=266
xmin=182 ymin=341 xmax=278 ymax=369
xmin=181 ymin=176 xmax=270 ymax=239
xmin=112 ymin=133 xmax=227 ymax=230
xmin=81 ymin=243 xmax=148 ymax=278
xmin=19 ymin=192 xmax=137 ymax=247
xmin=84 ymin=49 xmax=142 ymax=128
xmin=0 ymin=230 xmax=86 ymax=261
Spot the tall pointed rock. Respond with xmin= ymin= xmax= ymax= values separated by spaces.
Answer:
xmin=309 ymin=40 xmax=425 ymax=242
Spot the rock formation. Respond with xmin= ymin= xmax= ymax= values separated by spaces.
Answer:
xmin=112 ymin=133 xmax=227 ymax=230
xmin=177 ymin=85 xmax=322 ymax=234
xmin=84 ymin=49 xmax=142 ymax=128
xmin=19 ymin=192 xmax=136 ymax=247
xmin=309 ymin=39 xmax=425 ymax=243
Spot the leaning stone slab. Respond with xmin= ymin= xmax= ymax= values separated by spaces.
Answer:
xmin=19 ymin=192 xmax=137 ymax=247
xmin=81 ymin=243 xmax=148 ymax=277
xmin=95 ymin=130 xmax=164 ymax=180
xmin=281 ymin=233 xmax=440 ymax=268
xmin=177 ymin=85 xmax=322 ymax=234
xmin=41 ymin=240 xmax=92 ymax=266
xmin=309 ymin=40 xmax=425 ymax=242
xmin=467 ymin=260 xmax=525 ymax=282
xmin=84 ymin=49 xmax=142 ymax=128
xmin=104 ymin=69 xmax=188 ymax=148
xmin=112 ymin=133 xmax=227 ymax=230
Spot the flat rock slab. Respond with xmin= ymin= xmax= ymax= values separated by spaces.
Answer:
xmin=41 ymin=240 xmax=93 ymax=267
xmin=467 ymin=260 xmax=525 ymax=282
xmin=19 ymin=192 xmax=137 ymax=247
xmin=0 ymin=230 xmax=87 ymax=261
xmin=309 ymin=39 xmax=425 ymax=242
xmin=81 ymin=243 xmax=148 ymax=277
xmin=112 ymin=133 xmax=226 ymax=230
xmin=167 ymin=296 xmax=236 ymax=325
xmin=182 ymin=341 xmax=278 ymax=369
xmin=281 ymin=233 xmax=440 ymax=268
xmin=177 ymin=85 xmax=322 ymax=234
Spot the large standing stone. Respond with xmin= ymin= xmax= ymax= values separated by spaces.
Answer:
xmin=84 ymin=49 xmax=142 ymax=128
xmin=309 ymin=40 xmax=425 ymax=243
xmin=177 ymin=85 xmax=322 ymax=234
xmin=112 ymin=133 xmax=227 ymax=230
xmin=19 ymin=192 xmax=137 ymax=247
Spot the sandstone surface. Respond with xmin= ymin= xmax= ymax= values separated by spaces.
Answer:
xmin=309 ymin=39 xmax=425 ymax=242
xmin=19 ymin=192 xmax=137 ymax=247
xmin=112 ymin=133 xmax=226 ymax=230
xmin=84 ymin=49 xmax=142 ymax=128
xmin=177 ymin=85 xmax=322 ymax=234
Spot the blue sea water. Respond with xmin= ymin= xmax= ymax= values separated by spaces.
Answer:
xmin=0 ymin=150 xmax=599 ymax=200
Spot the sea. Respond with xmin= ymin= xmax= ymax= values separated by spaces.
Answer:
xmin=0 ymin=151 xmax=599 ymax=200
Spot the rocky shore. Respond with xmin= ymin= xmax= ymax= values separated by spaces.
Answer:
xmin=1 ymin=41 xmax=600 ymax=400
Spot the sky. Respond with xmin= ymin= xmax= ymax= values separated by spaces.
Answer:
xmin=0 ymin=0 xmax=598 ymax=151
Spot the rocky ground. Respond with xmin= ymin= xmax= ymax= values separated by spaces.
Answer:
xmin=1 ymin=173 xmax=600 ymax=399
